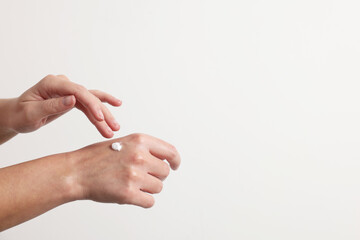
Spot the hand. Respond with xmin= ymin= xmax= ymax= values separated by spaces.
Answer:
xmin=4 ymin=74 xmax=122 ymax=138
xmin=71 ymin=133 xmax=181 ymax=208
xmin=0 ymin=133 xmax=180 ymax=230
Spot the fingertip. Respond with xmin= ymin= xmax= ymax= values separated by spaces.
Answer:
xmin=111 ymin=121 xmax=120 ymax=131
xmin=63 ymin=95 xmax=76 ymax=107
xmin=95 ymin=124 xmax=113 ymax=138
xmin=171 ymin=164 xmax=179 ymax=171
xmin=112 ymin=99 xmax=122 ymax=107
xmin=105 ymin=126 xmax=115 ymax=138
xmin=100 ymin=131 xmax=114 ymax=139
xmin=171 ymin=159 xmax=181 ymax=171
xmin=69 ymin=95 xmax=76 ymax=107
xmin=143 ymin=197 xmax=155 ymax=209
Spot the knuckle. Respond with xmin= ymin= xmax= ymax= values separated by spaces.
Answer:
xmin=130 ymin=152 xmax=145 ymax=165
xmin=124 ymin=166 xmax=139 ymax=182
xmin=129 ymin=169 xmax=139 ymax=181
xmin=45 ymin=74 xmax=56 ymax=79
xmin=169 ymin=151 xmax=176 ymax=160
xmin=130 ymin=133 xmax=146 ymax=144
xmin=169 ymin=144 xmax=178 ymax=157
xmin=170 ymin=144 xmax=177 ymax=152
xmin=57 ymin=74 xmax=69 ymax=80
xmin=89 ymin=89 xmax=100 ymax=95
xmin=120 ymin=186 xmax=134 ymax=203
xmin=75 ymin=84 xmax=87 ymax=93
xmin=39 ymin=75 xmax=54 ymax=85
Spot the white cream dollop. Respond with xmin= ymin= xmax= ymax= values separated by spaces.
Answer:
xmin=111 ymin=142 xmax=122 ymax=151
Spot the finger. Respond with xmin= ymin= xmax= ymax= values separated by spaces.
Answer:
xmin=35 ymin=95 xmax=76 ymax=119
xmin=88 ymin=89 xmax=120 ymax=131
xmin=129 ymin=191 xmax=155 ymax=209
xmin=89 ymin=90 xmax=122 ymax=106
xmin=145 ymin=153 xmax=171 ymax=181
xmin=140 ymin=173 xmax=163 ymax=194
xmin=76 ymin=102 xmax=114 ymax=138
xmin=100 ymin=103 xmax=120 ymax=131
xmin=48 ymin=79 xmax=105 ymax=122
xmin=147 ymin=136 xmax=181 ymax=170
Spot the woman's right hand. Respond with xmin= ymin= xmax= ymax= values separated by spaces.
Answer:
xmin=1 ymin=74 xmax=122 ymax=138
xmin=70 ymin=133 xmax=181 ymax=208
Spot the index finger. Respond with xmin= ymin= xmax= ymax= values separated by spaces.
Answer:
xmin=146 ymin=135 xmax=181 ymax=170
xmin=48 ymin=78 xmax=105 ymax=121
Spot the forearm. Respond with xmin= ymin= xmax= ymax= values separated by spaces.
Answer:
xmin=0 ymin=152 xmax=79 ymax=231
xmin=0 ymin=99 xmax=18 ymax=144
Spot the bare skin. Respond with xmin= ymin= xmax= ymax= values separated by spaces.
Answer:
xmin=0 ymin=74 xmax=122 ymax=144
xmin=0 ymin=133 xmax=180 ymax=232
xmin=0 ymin=75 xmax=181 ymax=232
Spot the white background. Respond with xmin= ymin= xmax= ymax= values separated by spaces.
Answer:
xmin=1 ymin=0 xmax=360 ymax=239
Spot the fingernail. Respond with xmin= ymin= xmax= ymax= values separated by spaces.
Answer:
xmin=107 ymin=126 xmax=113 ymax=134
xmin=63 ymin=96 xmax=73 ymax=106
xmin=98 ymin=110 xmax=104 ymax=120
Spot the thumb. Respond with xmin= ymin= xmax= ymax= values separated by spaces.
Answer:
xmin=37 ymin=95 xmax=76 ymax=118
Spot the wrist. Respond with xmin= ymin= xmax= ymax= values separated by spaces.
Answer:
xmin=63 ymin=150 xmax=89 ymax=201
xmin=44 ymin=151 xmax=87 ymax=203
xmin=0 ymin=98 xmax=18 ymax=144
xmin=0 ymin=98 xmax=17 ymax=130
